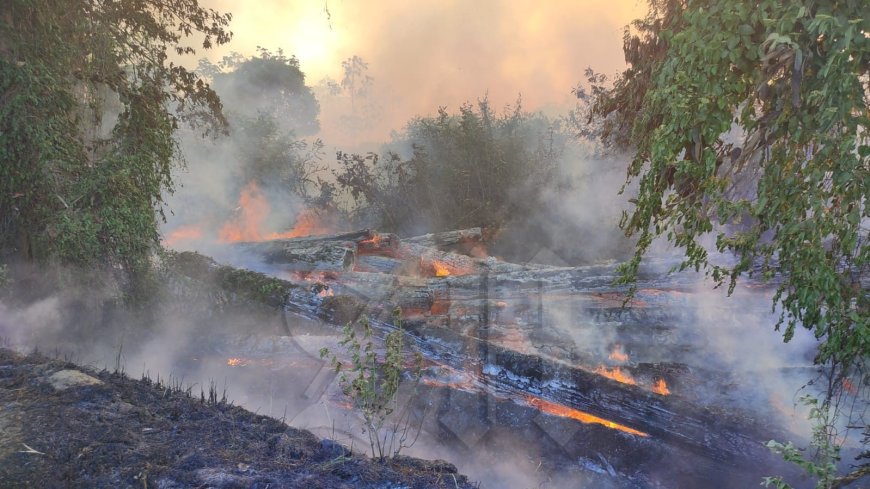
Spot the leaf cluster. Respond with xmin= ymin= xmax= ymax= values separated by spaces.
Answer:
xmin=320 ymin=313 xmax=423 ymax=459
xmin=0 ymin=0 xmax=231 ymax=300
xmin=321 ymin=98 xmax=568 ymax=235
xmin=592 ymin=0 xmax=869 ymax=379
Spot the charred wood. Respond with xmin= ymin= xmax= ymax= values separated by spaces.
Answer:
xmin=405 ymin=228 xmax=484 ymax=249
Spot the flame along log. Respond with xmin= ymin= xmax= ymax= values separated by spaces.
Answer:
xmin=169 ymin=229 xmax=794 ymax=471
xmin=233 ymin=230 xmax=400 ymax=273
xmin=396 ymin=315 xmax=783 ymax=464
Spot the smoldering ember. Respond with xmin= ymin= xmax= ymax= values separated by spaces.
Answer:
xmin=0 ymin=2 xmax=868 ymax=489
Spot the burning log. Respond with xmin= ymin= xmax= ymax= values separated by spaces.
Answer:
xmin=399 ymin=243 xmax=543 ymax=277
xmin=357 ymin=232 xmax=400 ymax=256
xmin=397 ymin=316 xmax=783 ymax=463
xmin=234 ymin=230 xmax=401 ymax=273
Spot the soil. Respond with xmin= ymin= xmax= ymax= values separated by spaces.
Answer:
xmin=0 ymin=348 xmax=476 ymax=489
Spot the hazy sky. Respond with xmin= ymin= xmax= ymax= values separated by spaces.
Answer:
xmin=197 ymin=0 xmax=647 ymax=146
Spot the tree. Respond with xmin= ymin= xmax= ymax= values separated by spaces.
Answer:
xmin=0 ymin=0 xmax=231 ymax=299
xmin=590 ymin=0 xmax=868 ymax=485
xmin=193 ymin=49 xmax=325 ymax=214
xmin=340 ymin=55 xmax=372 ymax=115
xmin=204 ymin=48 xmax=321 ymax=136
xmin=325 ymin=98 xmax=567 ymax=237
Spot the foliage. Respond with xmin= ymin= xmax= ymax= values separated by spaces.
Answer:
xmin=323 ymin=99 xmax=568 ymax=236
xmin=340 ymin=55 xmax=373 ymax=114
xmin=232 ymin=114 xmax=325 ymax=199
xmin=763 ymin=396 xmax=840 ymax=489
xmin=0 ymin=0 xmax=231 ymax=300
xmin=591 ymin=0 xmax=868 ymax=385
xmin=194 ymin=49 xmax=325 ymax=211
xmin=320 ymin=313 xmax=423 ymax=459
xmin=201 ymin=48 xmax=321 ymax=136
xmin=590 ymin=0 xmax=869 ymax=484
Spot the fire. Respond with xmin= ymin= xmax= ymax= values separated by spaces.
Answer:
xmin=843 ymin=377 xmax=858 ymax=395
xmin=432 ymin=261 xmax=451 ymax=277
xmin=525 ymin=395 xmax=648 ymax=437
xmin=277 ymin=209 xmax=335 ymax=239
xmin=609 ymin=345 xmax=629 ymax=363
xmin=226 ymin=357 xmax=274 ymax=367
xmin=219 ymin=183 xmax=271 ymax=242
xmin=652 ymin=378 xmax=670 ymax=395
xmin=163 ymin=224 xmax=203 ymax=247
xmin=594 ymin=366 xmax=637 ymax=385
xmin=317 ymin=287 xmax=334 ymax=298
xmin=218 ymin=182 xmax=336 ymax=243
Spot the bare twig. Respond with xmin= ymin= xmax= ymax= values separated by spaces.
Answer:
xmin=19 ymin=443 xmax=44 ymax=455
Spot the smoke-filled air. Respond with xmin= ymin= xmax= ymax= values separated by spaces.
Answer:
xmin=1 ymin=1 xmax=867 ymax=489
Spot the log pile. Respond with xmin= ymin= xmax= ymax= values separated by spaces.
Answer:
xmin=181 ymin=227 xmax=791 ymax=468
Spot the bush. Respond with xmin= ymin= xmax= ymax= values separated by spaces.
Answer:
xmin=326 ymin=98 xmax=569 ymax=236
xmin=320 ymin=312 xmax=423 ymax=459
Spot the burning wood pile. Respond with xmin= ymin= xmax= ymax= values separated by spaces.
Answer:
xmin=166 ymin=227 xmax=803 ymax=487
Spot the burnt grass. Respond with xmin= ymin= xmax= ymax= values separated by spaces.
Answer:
xmin=0 ymin=348 xmax=475 ymax=489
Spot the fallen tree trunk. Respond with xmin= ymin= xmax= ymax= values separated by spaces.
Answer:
xmin=395 ymin=315 xmax=784 ymax=464
xmin=405 ymin=228 xmax=483 ymax=249
xmin=237 ymin=239 xmax=356 ymax=272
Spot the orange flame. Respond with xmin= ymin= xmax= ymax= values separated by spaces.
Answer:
xmin=226 ymin=357 xmax=274 ymax=367
xmin=163 ymin=224 xmax=204 ymax=247
xmin=219 ymin=183 xmax=270 ymax=242
xmin=652 ymin=378 xmax=670 ymax=395
xmin=525 ymin=395 xmax=648 ymax=437
xmin=594 ymin=366 xmax=637 ymax=385
xmin=432 ymin=261 xmax=451 ymax=277
xmin=609 ymin=345 xmax=629 ymax=363
xmin=218 ymin=182 xmax=336 ymax=243
xmin=276 ymin=209 xmax=335 ymax=239
xmin=317 ymin=287 xmax=334 ymax=298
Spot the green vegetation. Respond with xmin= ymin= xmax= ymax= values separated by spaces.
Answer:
xmin=201 ymin=47 xmax=321 ymax=136
xmin=590 ymin=0 xmax=868 ymax=485
xmin=320 ymin=313 xmax=423 ymax=459
xmin=0 ymin=0 xmax=231 ymax=300
xmin=763 ymin=396 xmax=840 ymax=489
xmin=323 ymin=99 xmax=569 ymax=236
xmin=195 ymin=49 xmax=326 ymax=210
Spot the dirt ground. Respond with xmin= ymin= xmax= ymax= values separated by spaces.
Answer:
xmin=0 ymin=348 xmax=476 ymax=489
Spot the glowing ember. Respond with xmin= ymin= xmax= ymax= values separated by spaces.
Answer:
xmin=359 ymin=234 xmax=382 ymax=246
xmin=525 ymin=395 xmax=648 ymax=437
xmin=226 ymin=357 xmax=275 ymax=367
xmin=843 ymin=378 xmax=858 ymax=395
xmin=594 ymin=366 xmax=637 ymax=385
xmin=163 ymin=224 xmax=203 ymax=247
xmin=432 ymin=261 xmax=451 ymax=277
xmin=317 ymin=287 xmax=334 ymax=298
xmin=652 ymin=378 xmax=670 ymax=395
xmin=609 ymin=345 xmax=629 ymax=363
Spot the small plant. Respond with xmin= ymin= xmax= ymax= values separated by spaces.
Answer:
xmin=762 ymin=395 xmax=841 ymax=489
xmin=320 ymin=310 xmax=423 ymax=459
